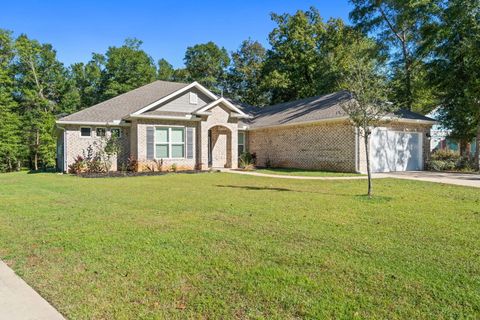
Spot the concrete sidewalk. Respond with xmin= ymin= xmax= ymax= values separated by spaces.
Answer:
xmin=0 ymin=260 xmax=64 ymax=320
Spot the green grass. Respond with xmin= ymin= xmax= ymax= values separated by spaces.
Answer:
xmin=0 ymin=172 xmax=479 ymax=319
xmin=254 ymin=167 xmax=362 ymax=177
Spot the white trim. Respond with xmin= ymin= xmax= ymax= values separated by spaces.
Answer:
xmin=248 ymin=117 xmax=350 ymax=131
xmin=247 ymin=116 xmax=435 ymax=131
xmin=189 ymin=92 xmax=198 ymax=104
xmin=132 ymin=81 xmax=218 ymax=116
xmin=79 ymin=127 xmax=92 ymax=138
xmin=95 ymin=127 xmax=106 ymax=137
xmin=56 ymin=120 xmax=130 ymax=126
xmin=110 ymin=128 xmax=122 ymax=138
xmin=153 ymin=126 xmax=186 ymax=160
xmin=194 ymin=97 xmax=249 ymax=117
xmin=128 ymin=114 xmax=201 ymax=121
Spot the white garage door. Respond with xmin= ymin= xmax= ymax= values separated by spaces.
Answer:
xmin=370 ymin=128 xmax=423 ymax=173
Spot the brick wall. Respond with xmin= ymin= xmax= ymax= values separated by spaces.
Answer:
xmin=63 ymin=125 xmax=130 ymax=172
xmin=135 ymin=119 xmax=198 ymax=171
xmin=248 ymin=120 xmax=357 ymax=172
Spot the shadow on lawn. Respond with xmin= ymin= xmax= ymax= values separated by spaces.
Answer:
xmin=216 ymin=185 xmax=293 ymax=192
xmin=216 ymin=185 xmax=394 ymax=202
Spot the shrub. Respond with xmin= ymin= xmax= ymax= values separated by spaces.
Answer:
xmin=171 ymin=163 xmax=177 ymax=172
xmin=427 ymin=150 xmax=474 ymax=172
xmin=126 ymin=157 xmax=138 ymax=172
xmin=239 ymin=152 xmax=255 ymax=170
xmin=68 ymin=155 xmax=86 ymax=174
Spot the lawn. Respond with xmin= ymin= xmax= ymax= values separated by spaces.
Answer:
xmin=0 ymin=172 xmax=479 ymax=319
xmin=254 ymin=167 xmax=362 ymax=177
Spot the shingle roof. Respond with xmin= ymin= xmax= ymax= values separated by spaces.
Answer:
xmin=248 ymin=91 xmax=435 ymax=128
xmin=59 ymin=80 xmax=189 ymax=122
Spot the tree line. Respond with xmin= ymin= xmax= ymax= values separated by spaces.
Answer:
xmin=0 ymin=0 xmax=479 ymax=172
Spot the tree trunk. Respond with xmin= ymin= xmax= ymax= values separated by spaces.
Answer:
xmin=460 ymin=140 xmax=469 ymax=158
xmin=364 ymin=132 xmax=372 ymax=197
xmin=400 ymin=39 xmax=413 ymax=111
xmin=33 ymin=129 xmax=39 ymax=171
xmin=475 ymin=123 xmax=480 ymax=171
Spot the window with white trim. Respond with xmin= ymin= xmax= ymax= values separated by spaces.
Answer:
xmin=80 ymin=127 xmax=91 ymax=137
xmin=189 ymin=92 xmax=198 ymax=104
xmin=155 ymin=127 xmax=185 ymax=159
xmin=110 ymin=128 xmax=121 ymax=138
xmin=96 ymin=127 xmax=106 ymax=137
xmin=238 ymin=131 xmax=246 ymax=156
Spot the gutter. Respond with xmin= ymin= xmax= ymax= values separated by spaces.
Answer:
xmin=56 ymin=120 xmax=131 ymax=127
xmin=127 ymin=114 xmax=202 ymax=121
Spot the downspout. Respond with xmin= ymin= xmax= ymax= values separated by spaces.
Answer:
xmin=57 ymin=126 xmax=66 ymax=173
xmin=354 ymin=126 xmax=360 ymax=173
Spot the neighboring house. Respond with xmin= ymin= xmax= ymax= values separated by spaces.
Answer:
xmin=56 ymin=80 xmax=435 ymax=174
xmin=427 ymin=107 xmax=477 ymax=156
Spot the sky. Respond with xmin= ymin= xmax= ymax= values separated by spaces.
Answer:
xmin=1 ymin=1 xmax=353 ymax=68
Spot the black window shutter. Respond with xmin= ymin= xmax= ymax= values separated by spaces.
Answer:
xmin=186 ymin=127 xmax=194 ymax=159
xmin=146 ymin=127 xmax=154 ymax=160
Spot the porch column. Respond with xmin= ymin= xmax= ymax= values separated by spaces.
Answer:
xmin=199 ymin=121 xmax=209 ymax=170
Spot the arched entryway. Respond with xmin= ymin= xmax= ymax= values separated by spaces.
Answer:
xmin=208 ymin=125 xmax=232 ymax=168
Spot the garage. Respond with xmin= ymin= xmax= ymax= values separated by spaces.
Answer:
xmin=370 ymin=128 xmax=423 ymax=173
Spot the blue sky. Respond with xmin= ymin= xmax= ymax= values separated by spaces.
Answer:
xmin=1 ymin=1 xmax=353 ymax=68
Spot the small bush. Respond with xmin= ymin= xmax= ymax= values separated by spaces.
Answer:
xmin=239 ymin=152 xmax=255 ymax=170
xmin=68 ymin=155 xmax=86 ymax=174
xmin=171 ymin=163 xmax=177 ymax=172
xmin=427 ymin=150 xmax=474 ymax=172
xmin=126 ymin=157 xmax=138 ymax=172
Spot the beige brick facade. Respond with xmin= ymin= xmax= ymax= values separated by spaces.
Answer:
xmin=248 ymin=120 xmax=357 ymax=172
xmin=63 ymin=125 xmax=130 ymax=172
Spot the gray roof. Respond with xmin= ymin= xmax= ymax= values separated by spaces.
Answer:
xmin=59 ymin=80 xmax=189 ymax=122
xmin=249 ymin=91 xmax=435 ymax=128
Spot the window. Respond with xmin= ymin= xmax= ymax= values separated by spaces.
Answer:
xmin=96 ymin=127 xmax=106 ymax=137
xmin=80 ymin=127 xmax=91 ymax=137
xmin=155 ymin=127 xmax=185 ymax=159
xmin=111 ymin=128 xmax=121 ymax=138
xmin=189 ymin=92 xmax=198 ymax=104
xmin=238 ymin=132 xmax=246 ymax=156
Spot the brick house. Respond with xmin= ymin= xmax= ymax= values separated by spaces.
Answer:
xmin=56 ymin=80 xmax=435 ymax=173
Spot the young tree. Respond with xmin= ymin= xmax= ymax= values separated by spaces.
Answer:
xmin=0 ymin=29 xmax=22 ymax=172
xmin=184 ymin=41 xmax=230 ymax=92
xmin=339 ymin=41 xmax=393 ymax=197
xmin=227 ymin=39 xmax=268 ymax=106
xmin=349 ymin=0 xmax=440 ymax=112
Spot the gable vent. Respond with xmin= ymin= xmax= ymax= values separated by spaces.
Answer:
xmin=189 ymin=92 xmax=198 ymax=105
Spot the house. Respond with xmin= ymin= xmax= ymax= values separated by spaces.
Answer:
xmin=56 ymin=80 xmax=435 ymax=174
xmin=427 ymin=107 xmax=477 ymax=156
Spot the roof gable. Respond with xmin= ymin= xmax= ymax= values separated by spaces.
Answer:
xmin=58 ymin=80 xmax=189 ymax=123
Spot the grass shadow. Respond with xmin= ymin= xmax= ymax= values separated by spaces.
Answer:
xmin=216 ymin=185 xmax=294 ymax=192
xmin=354 ymin=194 xmax=393 ymax=203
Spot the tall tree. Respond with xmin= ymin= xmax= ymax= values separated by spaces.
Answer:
xmin=227 ymin=39 xmax=268 ymax=106
xmin=70 ymin=53 xmax=105 ymax=110
xmin=157 ymin=58 xmax=175 ymax=81
xmin=349 ymin=0 xmax=440 ymax=111
xmin=14 ymin=34 xmax=78 ymax=170
xmin=428 ymin=0 xmax=480 ymax=168
xmin=0 ymin=29 xmax=22 ymax=172
xmin=339 ymin=40 xmax=393 ymax=197
xmin=101 ymin=38 xmax=157 ymax=99
xmin=263 ymin=8 xmax=324 ymax=104
xmin=184 ymin=41 xmax=230 ymax=92
xmin=263 ymin=7 xmax=380 ymax=104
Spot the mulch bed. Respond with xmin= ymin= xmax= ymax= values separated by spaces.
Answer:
xmin=76 ymin=170 xmax=210 ymax=178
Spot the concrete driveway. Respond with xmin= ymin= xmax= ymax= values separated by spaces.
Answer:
xmin=380 ymin=171 xmax=480 ymax=188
